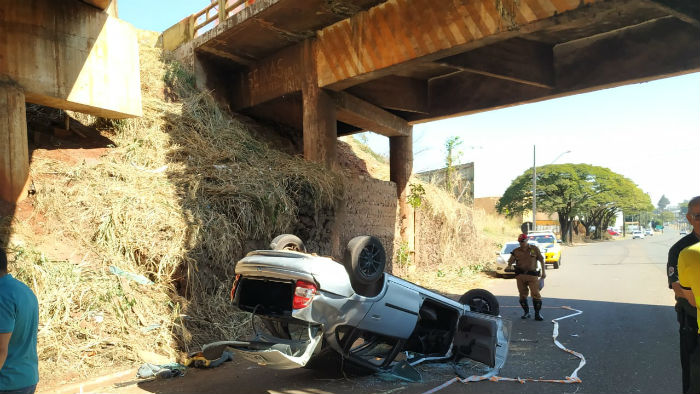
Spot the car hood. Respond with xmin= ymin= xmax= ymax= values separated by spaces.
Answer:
xmin=496 ymin=254 xmax=510 ymax=265
xmin=538 ymin=243 xmax=559 ymax=251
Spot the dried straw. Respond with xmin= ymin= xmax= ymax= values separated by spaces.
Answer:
xmin=2 ymin=30 xmax=341 ymax=384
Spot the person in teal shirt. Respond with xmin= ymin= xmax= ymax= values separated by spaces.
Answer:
xmin=0 ymin=248 xmax=39 ymax=394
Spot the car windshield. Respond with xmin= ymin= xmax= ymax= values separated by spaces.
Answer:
xmin=529 ymin=235 xmax=554 ymax=244
xmin=503 ymin=244 xmax=518 ymax=254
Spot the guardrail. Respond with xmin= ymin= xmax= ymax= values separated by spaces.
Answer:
xmin=160 ymin=0 xmax=252 ymax=51
xmin=193 ymin=0 xmax=247 ymax=37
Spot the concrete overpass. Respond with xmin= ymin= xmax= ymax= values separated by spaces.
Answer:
xmin=163 ymin=0 xmax=699 ymax=242
xmin=0 ymin=0 xmax=141 ymax=203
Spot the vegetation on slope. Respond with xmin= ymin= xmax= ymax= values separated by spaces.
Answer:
xmin=1 ymin=31 xmax=341 ymax=385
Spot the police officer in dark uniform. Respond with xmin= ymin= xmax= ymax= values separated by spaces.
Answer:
xmin=668 ymin=196 xmax=700 ymax=393
xmin=507 ymin=233 xmax=546 ymax=321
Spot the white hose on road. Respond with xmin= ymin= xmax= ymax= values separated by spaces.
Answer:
xmin=422 ymin=306 xmax=586 ymax=394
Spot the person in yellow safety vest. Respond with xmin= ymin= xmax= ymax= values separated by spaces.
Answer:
xmin=507 ymin=233 xmax=546 ymax=321
xmin=678 ymin=242 xmax=700 ymax=394
xmin=670 ymin=196 xmax=700 ymax=394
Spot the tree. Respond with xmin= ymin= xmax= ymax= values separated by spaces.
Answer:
xmin=444 ymin=136 xmax=463 ymax=193
xmin=577 ymin=166 xmax=652 ymax=239
xmin=497 ymin=163 xmax=652 ymax=242
xmin=658 ymin=195 xmax=670 ymax=211
xmin=497 ymin=164 xmax=591 ymax=242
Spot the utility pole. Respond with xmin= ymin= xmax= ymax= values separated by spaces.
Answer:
xmin=532 ymin=145 xmax=536 ymax=232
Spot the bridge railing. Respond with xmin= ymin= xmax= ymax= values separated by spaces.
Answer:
xmin=160 ymin=0 xmax=252 ymax=51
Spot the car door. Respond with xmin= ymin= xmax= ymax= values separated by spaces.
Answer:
xmin=453 ymin=311 xmax=509 ymax=368
xmin=356 ymin=279 xmax=421 ymax=339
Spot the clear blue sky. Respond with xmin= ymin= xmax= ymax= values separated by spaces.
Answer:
xmin=118 ymin=1 xmax=700 ymax=207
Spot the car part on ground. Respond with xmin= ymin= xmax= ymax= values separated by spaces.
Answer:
xmin=225 ymin=234 xmax=510 ymax=375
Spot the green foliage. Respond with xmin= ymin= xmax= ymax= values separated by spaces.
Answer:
xmin=407 ymin=183 xmax=426 ymax=208
xmin=164 ymin=60 xmax=196 ymax=99
xmin=658 ymin=194 xmax=670 ymax=211
xmin=395 ymin=241 xmax=412 ymax=268
xmin=437 ymin=269 xmax=446 ymax=278
xmin=468 ymin=263 xmax=485 ymax=275
xmin=352 ymin=135 xmax=389 ymax=164
xmin=496 ymin=163 xmax=652 ymax=241
xmin=444 ymin=136 xmax=463 ymax=192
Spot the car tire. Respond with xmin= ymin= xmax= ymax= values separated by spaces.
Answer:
xmin=459 ymin=289 xmax=500 ymax=316
xmin=269 ymin=234 xmax=306 ymax=252
xmin=344 ymin=236 xmax=386 ymax=286
xmin=553 ymin=259 xmax=560 ymax=269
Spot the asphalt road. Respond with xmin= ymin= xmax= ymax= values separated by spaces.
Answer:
xmin=108 ymin=231 xmax=684 ymax=394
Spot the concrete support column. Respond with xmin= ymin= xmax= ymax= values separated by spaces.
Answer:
xmin=302 ymin=39 xmax=336 ymax=168
xmin=0 ymin=80 xmax=30 ymax=203
xmin=390 ymin=128 xmax=413 ymax=250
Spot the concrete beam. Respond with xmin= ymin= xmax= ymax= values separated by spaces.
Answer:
xmin=80 ymin=0 xmax=113 ymax=11
xmin=328 ymin=91 xmax=411 ymax=137
xmin=390 ymin=129 xmax=413 ymax=247
xmin=0 ymin=80 xmax=30 ymax=203
xmin=229 ymin=43 xmax=304 ymax=110
xmin=346 ymin=76 xmax=428 ymax=114
xmin=435 ymin=38 xmax=555 ymax=89
xmin=0 ymin=0 xmax=141 ymax=119
xmin=302 ymin=40 xmax=336 ymax=167
xmin=645 ymin=0 xmax=700 ymax=27
xmin=555 ymin=17 xmax=700 ymax=91
xmin=413 ymin=16 xmax=700 ymax=123
xmin=315 ymin=0 xmax=607 ymax=90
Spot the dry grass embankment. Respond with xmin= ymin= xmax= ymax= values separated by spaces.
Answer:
xmin=1 ymin=31 xmax=341 ymax=386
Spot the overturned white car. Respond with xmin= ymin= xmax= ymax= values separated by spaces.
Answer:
xmin=218 ymin=234 xmax=509 ymax=373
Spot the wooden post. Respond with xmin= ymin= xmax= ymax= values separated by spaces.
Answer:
xmin=390 ymin=128 xmax=413 ymax=251
xmin=302 ymin=39 xmax=336 ymax=168
xmin=218 ymin=0 xmax=226 ymax=23
xmin=0 ymin=80 xmax=30 ymax=203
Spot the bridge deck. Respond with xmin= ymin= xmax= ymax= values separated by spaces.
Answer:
xmin=172 ymin=0 xmax=698 ymax=134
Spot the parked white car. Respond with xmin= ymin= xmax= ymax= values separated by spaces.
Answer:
xmin=632 ymin=230 xmax=645 ymax=239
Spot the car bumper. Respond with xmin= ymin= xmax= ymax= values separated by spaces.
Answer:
xmin=495 ymin=264 xmax=515 ymax=276
xmin=544 ymin=253 xmax=560 ymax=263
xmin=202 ymin=332 xmax=324 ymax=370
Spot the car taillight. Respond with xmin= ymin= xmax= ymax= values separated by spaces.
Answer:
xmin=230 ymin=274 xmax=241 ymax=301
xmin=292 ymin=280 xmax=317 ymax=309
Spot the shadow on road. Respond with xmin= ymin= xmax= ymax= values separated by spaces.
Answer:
xmin=117 ymin=294 xmax=680 ymax=394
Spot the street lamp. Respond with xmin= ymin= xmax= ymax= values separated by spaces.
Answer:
xmin=532 ymin=148 xmax=571 ymax=232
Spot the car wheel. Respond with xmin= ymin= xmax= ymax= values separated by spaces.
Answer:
xmin=459 ymin=289 xmax=500 ymax=316
xmin=344 ymin=236 xmax=386 ymax=286
xmin=553 ymin=259 xmax=560 ymax=269
xmin=269 ymin=234 xmax=306 ymax=252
